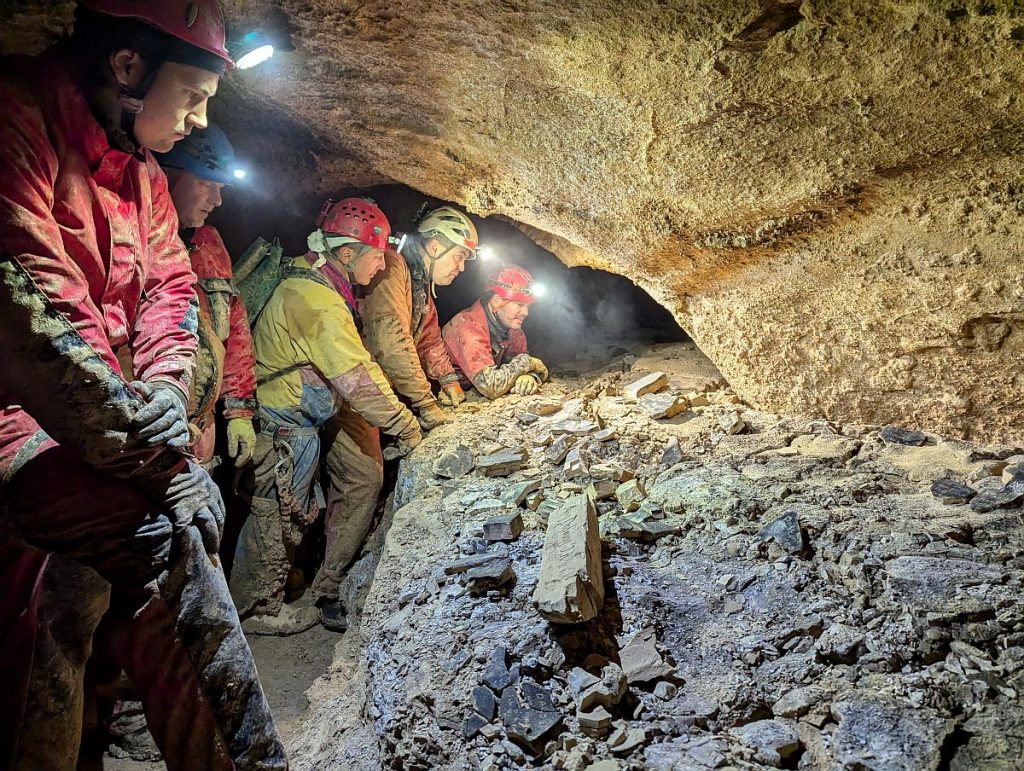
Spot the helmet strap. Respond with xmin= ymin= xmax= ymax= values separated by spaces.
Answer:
xmin=116 ymin=66 xmax=159 ymax=153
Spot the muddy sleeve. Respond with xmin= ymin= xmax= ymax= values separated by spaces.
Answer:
xmin=442 ymin=314 xmax=496 ymax=383
xmin=221 ymin=294 xmax=257 ymax=418
xmin=288 ymin=283 xmax=419 ymax=440
xmin=471 ymin=354 xmax=535 ymax=400
xmin=361 ymin=264 xmax=435 ymax=407
xmin=0 ymin=86 xmax=120 ymax=372
xmin=130 ymin=157 xmax=198 ymax=394
xmin=418 ymin=297 xmax=458 ymax=382
xmin=0 ymin=257 xmax=187 ymax=490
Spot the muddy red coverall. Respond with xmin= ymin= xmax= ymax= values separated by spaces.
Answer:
xmin=0 ymin=49 xmax=284 ymax=770
xmin=443 ymin=299 xmax=529 ymax=384
xmin=188 ymin=224 xmax=257 ymax=463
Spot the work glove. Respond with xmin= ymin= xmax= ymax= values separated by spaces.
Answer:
xmin=382 ymin=426 xmax=423 ymax=461
xmin=417 ymin=400 xmax=448 ymax=431
xmin=529 ymin=356 xmax=549 ymax=382
xmin=131 ymin=381 xmax=190 ymax=448
xmin=226 ymin=417 xmax=256 ymax=466
xmin=438 ymin=381 xmax=466 ymax=407
xmin=165 ymin=459 xmax=226 ymax=555
xmin=513 ymin=374 xmax=541 ymax=396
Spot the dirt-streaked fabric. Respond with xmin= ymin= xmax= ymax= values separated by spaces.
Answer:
xmin=361 ymin=249 xmax=457 ymax=408
xmin=442 ymin=299 xmax=529 ymax=386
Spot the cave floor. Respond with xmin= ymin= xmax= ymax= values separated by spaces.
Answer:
xmin=110 ymin=340 xmax=1024 ymax=770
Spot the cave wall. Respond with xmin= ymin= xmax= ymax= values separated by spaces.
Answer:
xmin=3 ymin=1 xmax=1023 ymax=440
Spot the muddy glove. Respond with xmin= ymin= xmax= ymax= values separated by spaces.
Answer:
xmin=383 ymin=426 xmax=423 ymax=461
xmin=417 ymin=399 xmax=448 ymax=431
xmin=529 ymin=356 xmax=549 ymax=382
xmin=226 ymin=417 xmax=256 ymax=466
xmin=165 ymin=459 xmax=226 ymax=555
xmin=131 ymin=381 xmax=190 ymax=448
xmin=513 ymin=374 xmax=541 ymax=396
xmin=438 ymin=381 xmax=466 ymax=407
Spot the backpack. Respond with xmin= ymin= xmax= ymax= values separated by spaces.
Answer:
xmin=233 ymin=236 xmax=289 ymax=327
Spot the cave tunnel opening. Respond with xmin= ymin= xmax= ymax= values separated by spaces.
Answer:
xmin=214 ymin=183 xmax=690 ymax=374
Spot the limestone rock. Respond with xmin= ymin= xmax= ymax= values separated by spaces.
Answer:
xmin=624 ymin=372 xmax=668 ymax=400
xmin=615 ymin=479 xmax=647 ymax=512
xmin=532 ymin=495 xmax=604 ymax=623
xmin=718 ymin=411 xmax=747 ymax=435
xmin=638 ymin=391 xmax=688 ymax=420
xmin=731 ymin=720 xmax=800 ymax=767
xmin=930 ymin=478 xmax=976 ymax=505
xmin=756 ymin=510 xmax=804 ymax=555
xmin=500 ymin=688 xmax=562 ymax=753
xmin=432 ymin=445 xmax=474 ymax=478
xmin=483 ymin=512 xmax=524 ymax=542
xmin=466 ymin=558 xmax=515 ymax=594
xmin=772 ymin=686 xmax=824 ymax=718
xmin=478 ymin=448 xmax=528 ymax=477
xmin=879 ymin=425 xmax=928 ymax=447
xmin=831 ymin=698 xmax=952 ymax=771
xmin=618 ymin=626 xmax=675 ymax=684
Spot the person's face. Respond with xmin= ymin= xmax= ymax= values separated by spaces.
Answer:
xmin=340 ymin=245 xmax=387 ymax=285
xmin=170 ymin=171 xmax=224 ymax=228
xmin=428 ymin=237 xmax=472 ymax=286
xmin=495 ymin=299 xmax=531 ymax=330
xmin=128 ymin=60 xmax=220 ymax=153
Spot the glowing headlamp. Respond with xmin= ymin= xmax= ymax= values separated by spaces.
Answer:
xmin=389 ymin=233 xmax=409 ymax=253
xmin=531 ymin=283 xmax=547 ymax=298
xmin=478 ymin=246 xmax=496 ymax=262
xmin=237 ymin=44 xmax=275 ymax=70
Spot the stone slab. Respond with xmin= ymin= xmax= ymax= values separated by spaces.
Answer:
xmin=532 ymin=494 xmax=605 ymax=623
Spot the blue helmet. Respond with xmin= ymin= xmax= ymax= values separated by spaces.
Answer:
xmin=156 ymin=123 xmax=245 ymax=185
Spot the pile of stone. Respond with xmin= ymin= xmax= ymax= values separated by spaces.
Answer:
xmin=295 ymin=366 xmax=1024 ymax=771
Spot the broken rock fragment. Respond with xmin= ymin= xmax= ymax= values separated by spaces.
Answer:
xmin=563 ymin=446 xmax=589 ymax=479
xmin=615 ymin=479 xmax=647 ymax=512
xmin=477 ymin=447 xmax=528 ymax=477
xmin=577 ymin=705 xmax=612 ymax=737
xmin=756 ymin=510 xmax=805 ymax=555
xmin=618 ymin=626 xmax=675 ymax=684
xmin=551 ymin=418 xmax=600 ymax=436
xmin=718 ymin=410 xmax=747 ymax=435
xmin=731 ymin=720 xmax=801 ymax=767
xmin=624 ymin=371 xmax=668 ymax=400
xmin=638 ymin=392 xmax=688 ymax=419
xmin=500 ymin=687 xmax=563 ymax=753
xmin=473 ymin=685 xmax=497 ymax=721
xmin=483 ymin=512 xmax=524 ymax=542
xmin=879 ymin=425 xmax=928 ymax=446
xmin=432 ymin=444 xmax=474 ymax=478
xmin=545 ymin=435 xmax=574 ymax=464
xmin=532 ymin=495 xmax=605 ymax=623
xmin=930 ymin=478 xmax=975 ymax=505
xmin=483 ymin=646 xmax=513 ymax=692
xmin=466 ymin=558 xmax=515 ymax=594
xmin=502 ymin=479 xmax=541 ymax=507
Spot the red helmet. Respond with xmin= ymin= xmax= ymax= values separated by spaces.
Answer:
xmin=317 ymin=198 xmax=392 ymax=251
xmin=79 ymin=0 xmax=233 ymax=70
xmin=488 ymin=265 xmax=536 ymax=305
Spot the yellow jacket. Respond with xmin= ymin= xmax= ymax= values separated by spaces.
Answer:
xmin=253 ymin=256 xmax=418 ymax=440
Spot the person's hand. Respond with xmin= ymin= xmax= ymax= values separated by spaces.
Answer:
xmin=383 ymin=427 xmax=423 ymax=460
xmin=131 ymin=381 xmax=190 ymax=448
xmin=513 ymin=374 xmax=540 ymax=396
xmin=165 ymin=459 xmax=225 ymax=555
xmin=226 ymin=417 xmax=256 ymax=466
xmin=528 ymin=356 xmax=549 ymax=382
xmin=438 ymin=381 xmax=466 ymax=407
xmin=417 ymin=400 xmax=448 ymax=431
